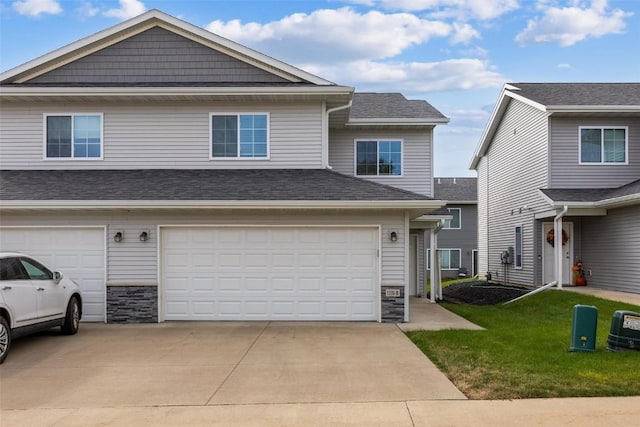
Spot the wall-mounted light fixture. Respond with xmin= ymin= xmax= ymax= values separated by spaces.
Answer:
xmin=390 ymin=231 xmax=398 ymax=242
xmin=113 ymin=231 xmax=124 ymax=243
xmin=139 ymin=230 xmax=149 ymax=242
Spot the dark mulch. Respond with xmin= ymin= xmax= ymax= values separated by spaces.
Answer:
xmin=441 ymin=280 xmax=532 ymax=305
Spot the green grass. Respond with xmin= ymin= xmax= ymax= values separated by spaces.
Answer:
xmin=406 ymin=291 xmax=640 ymax=399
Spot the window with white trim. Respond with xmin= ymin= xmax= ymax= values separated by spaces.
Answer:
xmin=442 ymin=208 xmax=461 ymax=229
xmin=355 ymin=140 xmax=402 ymax=176
xmin=211 ymin=113 xmax=268 ymax=158
xmin=45 ymin=114 xmax=103 ymax=159
xmin=515 ymin=225 xmax=523 ymax=269
xmin=427 ymin=249 xmax=461 ymax=270
xmin=579 ymin=126 xmax=627 ymax=164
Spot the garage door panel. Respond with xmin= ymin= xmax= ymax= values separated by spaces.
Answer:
xmin=162 ymin=227 xmax=378 ymax=321
xmin=0 ymin=227 xmax=106 ymax=322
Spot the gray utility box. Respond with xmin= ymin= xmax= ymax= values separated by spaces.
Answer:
xmin=607 ymin=310 xmax=640 ymax=352
xmin=570 ymin=305 xmax=598 ymax=352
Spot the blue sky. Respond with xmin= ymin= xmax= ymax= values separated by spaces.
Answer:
xmin=1 ymin=0 xmax=639 ymax=176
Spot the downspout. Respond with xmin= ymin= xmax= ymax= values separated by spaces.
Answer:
xmin=324 ymin=100 xmax=353 ymax=169
xmin=554 ymin=205 xmax=568 ymax=289
xmin=503 ymin=205 xmax=568 ymax=305
xmin=430 ymin=219 xmax=445 ymax=303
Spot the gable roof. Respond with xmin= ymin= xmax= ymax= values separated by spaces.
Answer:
xmin=348 ymin=93 xmax=449 ymax=125
xmin=434 ymin=177 xmax=477 ymax=202
xmin=0 ymin=9 xmax=334 ymax=87
xmin=540 ymin=178 xmax=640 ymax=209
xmin=0 ymin=169 xmax=444 ymax=215
xmin=469 ymin=82 xmax=640 ymax=169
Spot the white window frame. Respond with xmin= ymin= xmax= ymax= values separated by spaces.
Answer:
xmin=514 ymin=224 xmax=523 ymax=269
xmin=442 ymin=208 xmax=461 ymax=229
xmin=209 ymin=112 xmax=270 ymax=160
xmin=426 ymin=248 xmax=461 ymax=270
xmin=43 ymin=113 xmax=104 ymax=160
xmin=578 ymin=126 xmax=628 ymax=165
xmin=353 ymin=139 xmax=404 ymax=177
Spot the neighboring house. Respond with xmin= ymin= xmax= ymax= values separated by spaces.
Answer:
xmin=425 ymin=178 xmax=478 ymax=283
xmin=470 ymin=83 xmax=640 ymax=294
xmin=0 ymin=10 xmax=450 ymax=323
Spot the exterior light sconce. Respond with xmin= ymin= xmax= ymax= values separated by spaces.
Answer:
xmin=139 ymin=230 xmax=149 ymax=242
xmin=113 ymin=231 xmax=124 ymax=243
xmin=390 ymin=231 xmax=398 ymax=242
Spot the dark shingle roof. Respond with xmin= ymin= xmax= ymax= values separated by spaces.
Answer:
xmin=0 ymin=169 xmax=432 ymax=201
xmin=541 ymin=178 xmax=640 ymax=203
xmin=508 ymin=83 xmax=640 ymax=106
xmin=350 ymin=93 xmax=448 ymax=120
xmin=434 ymin=177 xmax=477 ymax=201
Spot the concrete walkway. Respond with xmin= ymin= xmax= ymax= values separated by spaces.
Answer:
xmin=562 ymin=286 xmax=640 ymax=306
xmin=398 ymin=297 xmax=484 ymax=331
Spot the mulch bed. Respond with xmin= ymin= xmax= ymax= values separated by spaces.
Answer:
xmin=441 ymin=280 xmax=532 ymax=305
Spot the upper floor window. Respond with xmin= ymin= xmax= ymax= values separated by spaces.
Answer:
xmin=442 ymin=208 xmax=461 ymax=229
xmin=45 ymin=114 xmax=103 ymax=159
xmin=211 ymin=113 xmax=269 ymax=159
xmin=514 ymin=225 xmax=523 ymax=269
xmin=579 ymin=127 xmax=628 ymax=164
xmin=355 ymin=140 xmax=402 ymax=176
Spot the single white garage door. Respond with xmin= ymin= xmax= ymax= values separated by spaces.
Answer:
xmin=0 ymin=227 xmax=106 ymax=322
xmin=162 ymin=227 xmax=379 ymax=321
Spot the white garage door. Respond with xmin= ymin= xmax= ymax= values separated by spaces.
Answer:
xmin=0 ymin=227 xmax=105 ymax=322
xmin=162 ymin=227 xmax=379 ymax=321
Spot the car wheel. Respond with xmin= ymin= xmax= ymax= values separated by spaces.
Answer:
xmin=0 ymin=317 xmax=11 ymax=364
xmin=61 ymin=297 xmax=80 ymax=335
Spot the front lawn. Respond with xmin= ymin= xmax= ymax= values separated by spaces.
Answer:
xmin=407 ymin=290 xmax=640 ymax=399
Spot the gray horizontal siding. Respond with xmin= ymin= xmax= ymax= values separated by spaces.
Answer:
xmin=0 ymin=210 xmax=406 ymax=287
xmin=329 ymin=128 xmax=433 ymax=196
xmin=0 ymin=102 xmax=323 ymax=169
xmin=549 ymin=116 xmax=640 ymax=188
xmin=28 ymin=27 xmax=289 ymax=84
xmin=483 ymin=100 xmax=549 ymax=285
xmin=426 ymin=204 xmax=477 ymax=278
xmin=581 ymin=205 xmax=640 ymax=293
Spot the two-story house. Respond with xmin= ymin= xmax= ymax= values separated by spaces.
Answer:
xmin=425 ymin=178 xmax=478 ymax=284
xmin=470 ymin=83 xmax=639 ymax=294
xmin=0 ymin=10 xmax=450 ymax=324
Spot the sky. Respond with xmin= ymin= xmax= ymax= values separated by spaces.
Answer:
xmin=1 ymin=0 xmax=639 ymax=177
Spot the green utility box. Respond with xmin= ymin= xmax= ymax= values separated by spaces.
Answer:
xmin=570 ymin=305 xmax=598 ymax=352
xmin=607 ymin=310 xmax=640 ymax=352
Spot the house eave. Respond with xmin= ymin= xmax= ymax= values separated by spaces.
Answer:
xmin=547 ymin=106 xmax=640 ymax=114
xmin=346 ymin=118 xmax=449 ymax=126
xmin=0 ymin=199 xmax=444 ymax=212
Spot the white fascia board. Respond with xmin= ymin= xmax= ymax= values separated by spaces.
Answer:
xmin=547 ymin=106 xmax=640 ymax=113
xmin=595 ymin=193 xmax=640 ymax=208
xmin=0 ymin=199 xmax=444 ymax=210
xmin=1 ymin=9 xmax=335 ymax=86
xmin=469 ymin=85 xmax=548 ymax=170
xmin=346 ymin=118 xmax=449 ymax=126
xmin=0 ymin=86 xmax=354 ymax=98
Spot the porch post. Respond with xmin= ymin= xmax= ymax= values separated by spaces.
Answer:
xmin=430 ymin=228 xmax=438 ymax=303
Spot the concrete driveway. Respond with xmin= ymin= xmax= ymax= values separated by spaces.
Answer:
xmin=0 ymin=322 xmax=464 ymax=410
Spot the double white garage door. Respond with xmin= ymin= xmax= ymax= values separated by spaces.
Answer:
xmin=162 ymin=227 xmax=379 ymax=321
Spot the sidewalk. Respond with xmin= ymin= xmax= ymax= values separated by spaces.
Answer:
xmin=562 ymin=286 xmax=640 ymax=306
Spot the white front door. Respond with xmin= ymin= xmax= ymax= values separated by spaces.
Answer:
xmin=0 ymin=227 xmax=106 ymax=321
xmin=542 ymin=222 xmax=573 ymax=285
xmin=162 ymin=226 xmax=379 ymax=321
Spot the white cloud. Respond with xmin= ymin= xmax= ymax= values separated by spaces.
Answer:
xmin=77 ymin=2 xmax=99 ymax=18
xmin=342 ymin=0 xmax=520 ymax=20
xmin=557 ymin=63 xmax=573 ymax=69
xmin=103 ymin=0 xmax=146 ymax=20
xmin=450 ymin=22 xmax=480 ymax=44
xmin=208 ymin=7 xmax=462 ymax=64
xmin=303 ymin=58 xmax=505 ymax=93
xmin=515 ymin=0 xmax=632 ymax=46
xmin=12 ymin=0 xmax=61 ymax=16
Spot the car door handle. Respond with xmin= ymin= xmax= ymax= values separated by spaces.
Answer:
xmin=37 ymin=287 xmax=45 ymax=291
xmin=2 ymin=286 xmax=11 ymax=290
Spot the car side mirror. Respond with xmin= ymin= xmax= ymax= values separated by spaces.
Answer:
xmin=53 ymin=271 xmax=62 ymax=282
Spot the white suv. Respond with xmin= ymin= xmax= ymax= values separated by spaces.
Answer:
xmin=0 ymin=252 xmax=83 ymax=364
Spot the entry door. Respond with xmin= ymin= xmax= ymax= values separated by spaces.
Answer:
xmin=409 ymin=235 xmax=417 ymax=296
xmin=542 ymin=222 xmax=573 ymax=285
